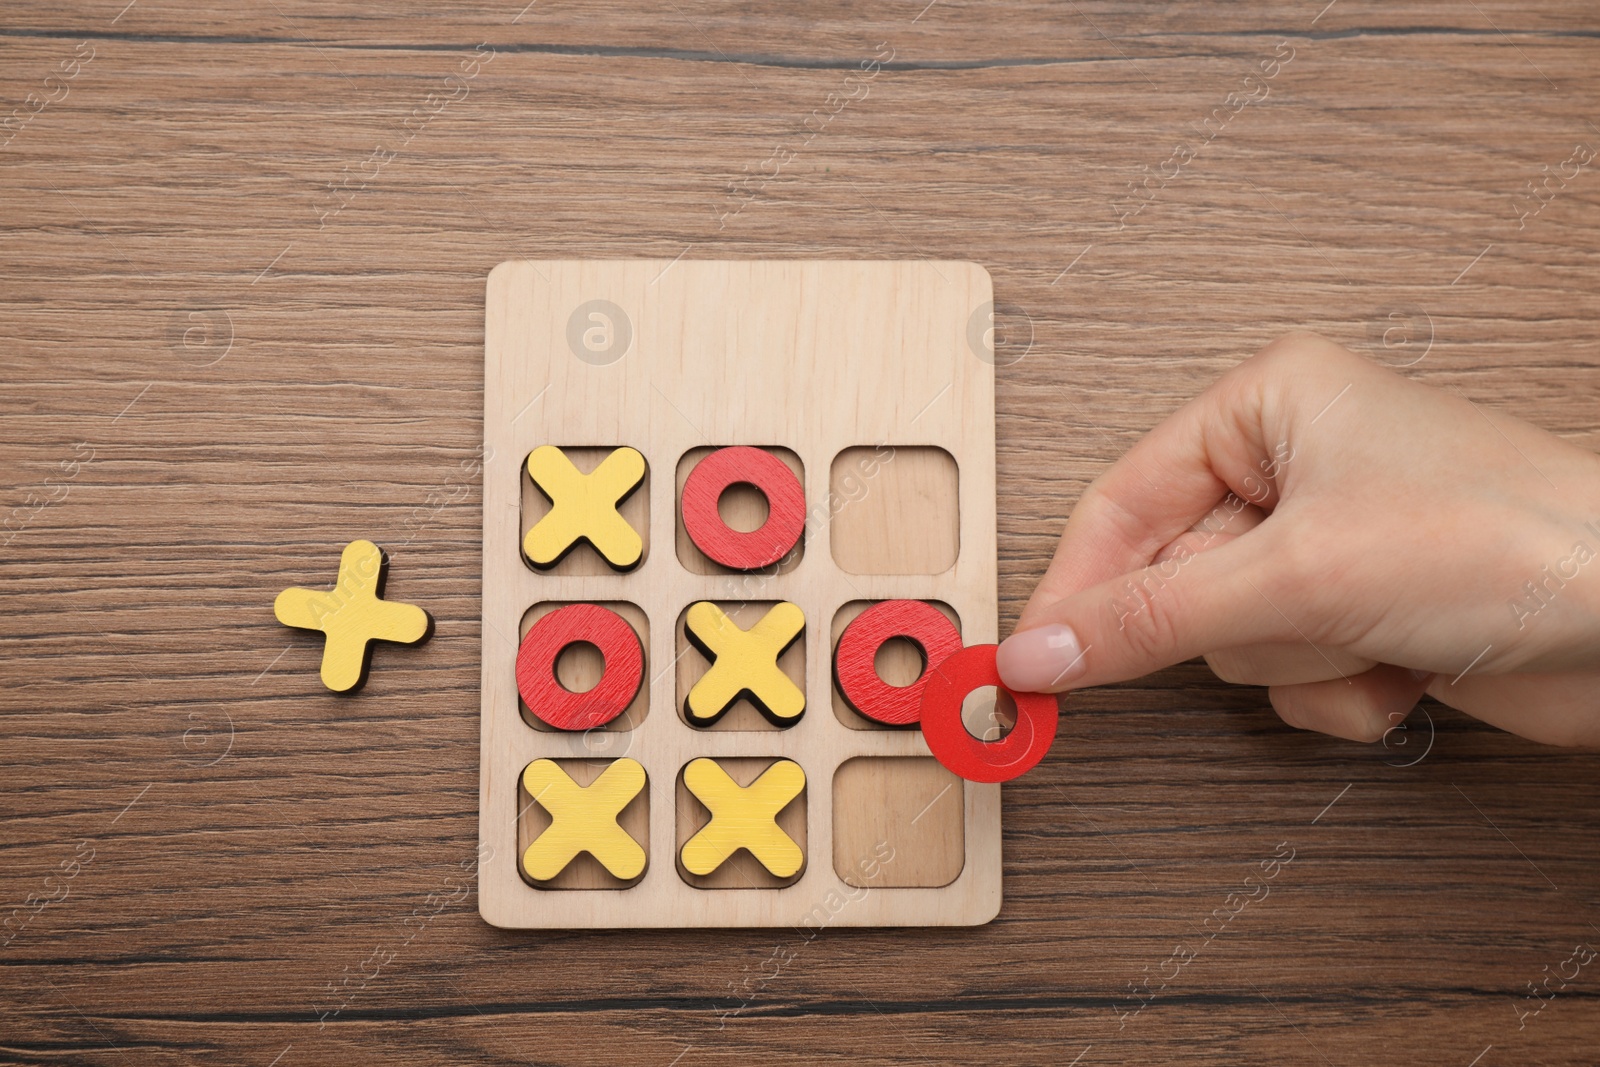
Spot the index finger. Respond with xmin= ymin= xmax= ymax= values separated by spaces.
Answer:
xmin=1014 ymin=336 xmax=1317 ymax=630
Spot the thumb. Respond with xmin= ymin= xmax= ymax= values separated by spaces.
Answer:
xmin=997 ymin=537 xmax=1289 ymax=693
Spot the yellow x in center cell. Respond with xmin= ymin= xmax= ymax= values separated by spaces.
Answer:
xmin=683 ymin=601 xmax=806 ymax=725
xmin=521 ymin=758 xmax=647 ymax=882
xmin=680 ymin=758 xmax=806 ymax=878
xmin=523 ymin=445 xmax=646 ymax=569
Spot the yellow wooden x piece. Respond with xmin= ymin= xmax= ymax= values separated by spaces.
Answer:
xmin=680 ymin=758 xmax=805 ymax=878
xmin=521 ymin=758 xmax=647 ymax=882
xmin=273 ymin=539 xmax=429 ymax=693
xmin=683 ymin=602 xmax=805 ymax=725
xmin=523 ymin=445 xmax=645 ymax=569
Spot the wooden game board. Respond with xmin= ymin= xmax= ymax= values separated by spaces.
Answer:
xmin=479 ymin=260 xmax=1000 ymax=928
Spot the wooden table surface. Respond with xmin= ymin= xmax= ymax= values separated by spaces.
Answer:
xmin=3 ymin=2 xmax=1598 ymax=1063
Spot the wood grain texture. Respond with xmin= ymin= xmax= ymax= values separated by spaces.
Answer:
xmin=832 ymin=757 xmax=965 ymax=889
xmin=2 ymin=0 xmax=1599 ymax=1061
xmin=830 ymin=446 xmax=960 ymax=575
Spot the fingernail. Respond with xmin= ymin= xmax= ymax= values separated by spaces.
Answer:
xmin=997 ymin=624 xmax=1087 ymax=693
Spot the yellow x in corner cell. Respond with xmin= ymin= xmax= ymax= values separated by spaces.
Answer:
xmin=521 ymin=758 xmax=647 ymax=882
xmin=273 ymin=539 xmax=430 ymax=693
xmin=683 ymin=602 xmax=805 ymax=726
xmin=680 ymin=758 xmax=805 ymax=878
xmin=523 ymin=445 xmax=646 ymax=569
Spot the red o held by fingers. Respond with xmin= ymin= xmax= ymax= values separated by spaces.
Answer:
xmin=516 ymin=604 xmax=643 ymax=731
xmin=681 ymin=447 xmax=805 ymax=571
xmin=834 ymin=600 xmax=964 ymax=726
xmin=919 ymin=644 xmax=1058 ymax=783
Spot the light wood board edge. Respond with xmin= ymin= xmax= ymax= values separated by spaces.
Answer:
xmin=480 ymin=259 xmax=998 ymax=928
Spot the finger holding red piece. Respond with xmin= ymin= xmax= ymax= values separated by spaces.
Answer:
xmin=920 ymin=644 xmax=1059 ymax=783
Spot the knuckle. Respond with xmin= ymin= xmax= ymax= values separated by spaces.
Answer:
xmin=1231 ymin=332 xmax=1364 ymax=415
xmin=1259 ymin=534 xmax=1318 ymax=598
xmin=1113 ymin=572 xmax=1181 ymax=663
xmin=1251 ymin=330 xmax=1344 ymax=373
xmin=1257 ymin=529 xmax=1378 ymax=648
xmin=1251 ymin=528 xmax=1330 ymax=614
xmin=1073 ymin=482 xmax=1149 ymax=552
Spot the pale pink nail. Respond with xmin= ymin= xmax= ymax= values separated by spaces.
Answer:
xmin=996 ymin=624 xmax=1088 ymax=693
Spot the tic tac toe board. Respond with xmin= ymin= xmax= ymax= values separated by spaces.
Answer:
xmin=479 ymin=260 xmax=1001 ymax=928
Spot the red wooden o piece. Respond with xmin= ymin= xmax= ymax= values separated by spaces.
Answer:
xmin=515 ymin=604 xmax=643 ymax=731
xmin=834 ymin=600 xmax=964 ymax=726
xmin=681 ymin=446 xmax=806 ymax=571
xmin=919 ymin=644 xmax=1059 ymax=783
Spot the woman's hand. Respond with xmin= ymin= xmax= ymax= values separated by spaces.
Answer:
xmin=996 ymin=332 xmax=1600 ymax=746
